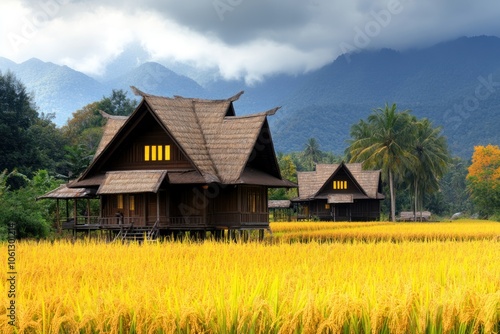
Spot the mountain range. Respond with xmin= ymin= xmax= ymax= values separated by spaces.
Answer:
xmin=1 ymin=35 xmax=499 ymax=159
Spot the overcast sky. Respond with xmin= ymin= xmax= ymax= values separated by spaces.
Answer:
xmin=1 ymin=0 xmax=500 ymax=83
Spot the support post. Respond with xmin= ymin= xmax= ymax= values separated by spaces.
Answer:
xmin=87 ymin=199 xmax=91 ymax=224
xmin=73 ymin=199 xmax=78 ymax=225
xmin=156 ymin=192 xmax=160 ymax=223
xmin=56 ymin=199 xmax=61 ymax=233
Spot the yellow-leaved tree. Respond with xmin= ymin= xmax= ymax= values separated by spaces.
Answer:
xmin=467 ymin=144 xmax=500 ymax=217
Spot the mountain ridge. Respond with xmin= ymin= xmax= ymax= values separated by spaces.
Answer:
xmin=1 ymin=35 xmax=499 ymax=158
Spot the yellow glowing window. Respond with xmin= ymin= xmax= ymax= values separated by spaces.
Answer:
xmin=152 ymin=145 xmax=157 ymax=161
xmin=117 ymin=194 xmax=124 ymax=209
xmin=144 ymin=145 xmax=171 ymax=161
xmin=158 ymin=146 xmax=163 ymax=161
xmin=325 ymin=204 xmax=330 ymax=209
xmin=129 ymin=195 xmax=135 ymax=211
xmin=165 ymin=145 xmax=170 ymax=160
xmin=333 ymin=181 xmax=348 ymax=190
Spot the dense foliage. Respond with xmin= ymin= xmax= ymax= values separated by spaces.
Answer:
xmin=0 ymin=71 xmax=136 ymax=239
xmin=0 ymin=71 xmax=65 ymax=179
xmin=0 ymin=170 xmax=61 ymax=240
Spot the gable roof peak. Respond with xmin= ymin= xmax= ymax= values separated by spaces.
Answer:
xmin=296 ymin=162 xmax=383 ymax=200
xmin=130 ymin=86 xmax=150 ymax=97
xmin=228 ymin=90 xmax=244 ymax=102
xmin=130 ymin=86 xmax=245 ymax=105
xmin=99 ymin=110 xmax=128 ymax=120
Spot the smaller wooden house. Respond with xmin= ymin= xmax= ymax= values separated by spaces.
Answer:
xmin=292 ymin=162 xmax=384 ymax=221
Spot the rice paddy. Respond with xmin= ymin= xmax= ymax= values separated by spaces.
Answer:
xmin=1 ymin=220 xmax=499 ymax=333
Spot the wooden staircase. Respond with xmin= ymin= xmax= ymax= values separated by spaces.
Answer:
xmin=113 ymin=221 xmax=159 ymax=243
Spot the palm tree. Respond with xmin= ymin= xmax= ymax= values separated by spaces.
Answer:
xmin=409 ymin=119 xmax=449 ymax=221
xmin=347 ymin=103 xmax=416 ymax=222
xmin=302 ymin=138 xmax=322 ymax=171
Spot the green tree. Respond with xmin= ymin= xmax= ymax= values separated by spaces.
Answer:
xmin=60 ymin=89 xmax=138 ymax=179
xmin=0 ymin=71 xmax=40 ymax=176
xmin=0 ymin=72 xmax=66 ymax=179
xmin=62 ymin=89 xmax=137 ymax=154
xmin=269 ymin=153 xmax=298 ymax=200
xmin=62 ymin=102 xmax=104 ymax=148
xmin=408 ymin=119 xmax=449 ymax=220
xmin=62 ymin=144 xmax=94 ymax=180
xmin=97 ymin=89 xmax=137 ymax=116
xmin=440 ymin=157 xmax=473 ymax=215
xmin=28 ymin=113 xmax=67 ymax=172
xmin=302 ymin=138 xmax=322 ymax=171
xmin=0 ymin=170 xmax=61 ymax=240
xmin=347 ymin=103 xmax=416 ymax=222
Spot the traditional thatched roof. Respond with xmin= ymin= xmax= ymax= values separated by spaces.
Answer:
xmin=97 ymin=170 xmax=167 ymax=194
xmin=294 ymin=162 xmax=384 ymax=201
xmin=37 ymin=184 xmax=96 ymax=199
xmin=94 ymin=112 xmax=128 ymax=158
xmin=72 ymin=89 xmax=288 ymax=189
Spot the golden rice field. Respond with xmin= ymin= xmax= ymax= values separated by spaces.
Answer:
xmin=269 ymin=220 xmax=500 ymax=243
xmin=1 ymin=220 xmax=499 ymax=333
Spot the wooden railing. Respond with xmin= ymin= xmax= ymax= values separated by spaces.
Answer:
xmin=209 ymin=212 xmax=269 ymax=228
xmin=99 ymin=217 xmax=136 ymax=228
xmin=61 ymin=216 xmax=100 ymax=229
xmin=62 ymin=213 xmax=270 ymax=231
xmin=165 ymin=216 xmax=204 ymax=228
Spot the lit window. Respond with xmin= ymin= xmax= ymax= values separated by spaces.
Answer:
xmin=158 ymin=146 xmax=163 ymax=161
xmin=165 ymin=145 xmax=170 ymax=160
xmin=144 ymin=145 xmax=171 ymax=161
xmin=117 ymin=194 xmax=124 ymax=209
xmin=129 ymin=195 xmax=135 ymax=211
xmin=152 ymin=146 xmax=157 ymax=161
xmin=333 ymin=180 xmax=348 ymax=190
xmin=325 ymin=204 xmax=330 ymax=209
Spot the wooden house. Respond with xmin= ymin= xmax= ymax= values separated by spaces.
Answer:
xmin=39 ymin=89 xmax=294 ymax=240
xmin=292 ymin=162 xmax=384 ymax=221
xmin=268 ymin=200 xmax=293 ymax=222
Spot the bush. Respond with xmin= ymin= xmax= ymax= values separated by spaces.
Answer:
xmin=0 ymin=170 xmax=61 ymax=240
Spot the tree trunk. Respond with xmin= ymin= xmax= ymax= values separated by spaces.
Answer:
xmin=389 ymin=170 xmax=396 ymax=222
xmin=414 ymin=179 xmax=418 ymax=222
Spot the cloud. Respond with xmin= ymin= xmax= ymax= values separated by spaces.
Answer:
xmin=1 ymin=0 xmax=500 ymax=83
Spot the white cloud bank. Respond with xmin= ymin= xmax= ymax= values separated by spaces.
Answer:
xmin=1 ymin=0 xmax=500 ymax=83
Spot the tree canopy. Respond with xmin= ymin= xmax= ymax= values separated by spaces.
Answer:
xmin=0 ymin=71 xmax=65 ymax=178
xmin=467 ymin=144 xmax=500 ymax=218
xmin=347 ymin=103 xmax=449 ymax=221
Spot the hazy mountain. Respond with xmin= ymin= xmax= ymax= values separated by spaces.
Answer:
xmin=0 ymin=57 xmax=16 ymax=69
xmin=0 ymin=57 xmax=106 ymax=125
xmin=105 ymin=62 xmax=206 ymax=98
xmin=270 ymin=36 xmax=500 ymax=158
xmin=0 ymin=59 xmax=208 ymax=125
xmin=1 ymin=36 xmax=499 ymax=158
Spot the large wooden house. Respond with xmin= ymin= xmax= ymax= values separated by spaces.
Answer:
xmin=40 ymin=89 xmax=294 ymax=240
xmin=292 ymin=162 xmax=384 ymax=221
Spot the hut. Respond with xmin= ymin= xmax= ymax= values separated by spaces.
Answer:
xmin=292 ymin=162 xmax=384 ymax=221
xmin=40 ymin=89 xmax=295 ymax=240
xmin=268 ymin=200 xmax=293 ymax=222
